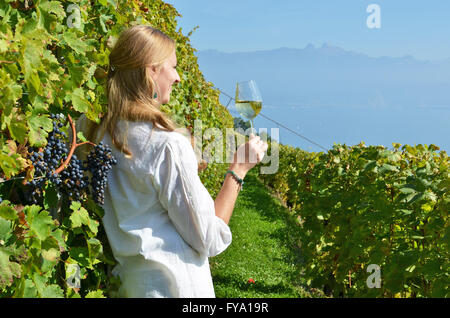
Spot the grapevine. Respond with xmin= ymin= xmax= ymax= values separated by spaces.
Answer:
xmin=27 ymin=114 xmax=117 ymax=205
xmin=0 ymin=0 xmax=234 ymax=298
xmin=259 ymin=141 xmax=449 ymax=297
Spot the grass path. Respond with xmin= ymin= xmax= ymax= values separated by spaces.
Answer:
xmin=210 ymin=168 xmax=319 ymax=298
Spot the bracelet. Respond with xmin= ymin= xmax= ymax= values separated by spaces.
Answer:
xmin=224 ymin=170 xmax=244 ymax=191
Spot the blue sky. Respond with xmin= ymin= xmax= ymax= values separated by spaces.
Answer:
xmin=166 ymin=0 xmax=450 ymax=61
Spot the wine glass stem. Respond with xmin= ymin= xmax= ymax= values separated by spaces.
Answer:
xmin=250 ymin=120 xmax=255 ymax=135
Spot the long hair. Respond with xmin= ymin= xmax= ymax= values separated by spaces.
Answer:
xmin=87 ymin=25 xmax=179 ymax=157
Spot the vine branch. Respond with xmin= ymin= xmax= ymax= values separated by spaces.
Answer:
xmin=54 ymin=114 xmax=95 ymax=174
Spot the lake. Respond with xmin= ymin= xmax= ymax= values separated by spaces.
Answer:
xmin=230 ymin=104 xmax=449 ymax=154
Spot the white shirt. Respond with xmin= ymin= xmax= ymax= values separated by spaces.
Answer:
xmin=95 ymin=120 xmax=232 ymax=298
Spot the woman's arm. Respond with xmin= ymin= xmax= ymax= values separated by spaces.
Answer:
xmin=214 ymin=165 xmax=247 ymax=225
xmin=214 ymin=134 xmax=268 ymax=225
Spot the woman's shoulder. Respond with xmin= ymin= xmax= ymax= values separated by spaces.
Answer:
xmin=120 ymin=121 xmax=194 ymax=165
xmin=124 ymin=121 xmax=197 ymax=173
xmin=125 ymin=121 xmax=191 ymax=147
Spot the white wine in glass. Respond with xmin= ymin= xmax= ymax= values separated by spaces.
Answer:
xmin=235 ymin=80 xmax=263 ymax=135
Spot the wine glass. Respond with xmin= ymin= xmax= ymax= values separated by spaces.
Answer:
xmin=235 ymin=80 xmax=263 ymax=136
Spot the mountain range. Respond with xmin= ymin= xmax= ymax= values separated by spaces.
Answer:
xmin=196 ymin=44 xmax=450 ymax=110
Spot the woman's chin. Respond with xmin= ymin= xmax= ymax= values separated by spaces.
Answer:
xmin=160 ymin=96 xmax=170 ymax=104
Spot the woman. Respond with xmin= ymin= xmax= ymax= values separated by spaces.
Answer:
xmin=83 ymin=25 xmax=268 ymax=298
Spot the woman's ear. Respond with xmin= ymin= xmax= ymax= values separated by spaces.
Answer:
xmin=147 ymin=65 xmax=159 ymax=79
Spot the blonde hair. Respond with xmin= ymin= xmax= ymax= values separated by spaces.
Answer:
xmin=87 ymin=25 xmax=179 ymax=157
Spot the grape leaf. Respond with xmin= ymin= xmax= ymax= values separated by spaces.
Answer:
xmin=70 ymin=201 xmax=99 ymax=235
xmin=9 ymin=120 xmax=28 ymax=144
xmin=69 ymin=247 xmax=90 ymax=268
xmin=41 ymin=247 xmax=59 ymax=263
xmin=21 ymin=40 xmax=45 ymax=97
xmin=27 ymin=111 xmax=53 ymax=147
xmin=87 ymin=237 xmax=103 ymax=265
xmin=70 ymin=201 xmax=90 ymax=228
xmin=379 ymin=163 xmax=398 ymax=174
xmin=19 ymin=16 xmax=39 ymax=36
xmin=85 ymin=198 xmax=105 ymax=218
xmin=0 ymin=246 xmax=22 ymax=288
xmin=85 ymin=290 xmax=106 ymax=298
xmin=0 ymin=203 xmax=17 ymax=221
xmin=0 ymin=144 xmax=22 ymax=178
xmin=36 ymin=0 xmax=66 ymax=33
xmin=41 ymin=284 xmax=64 ymax=298
xmin=32 ymin=272 xmax=64 ymax=298
xmin=25 ymin=205 xmax=55 ymax=242
xmin=99 ymin=14 xmax=113 ymax=33
xmin=61 ymin=30 xmax=95 ymax=56
xmin=38 ymin=0 xmax=66 ymax=18
xmin=69 ymin=87 xmax=90 ymax=113
xmin=77 ymin=131 xmax=87 ymax=142
xmin=22 ymin=279 xmax=38 ymax=298
xmin=397 ymin=209 xmax=413 ymax=215
xmin=398 ymin=184 xmax=417 ymax=194
xmin=0 ymin=217 xmax=12 ymax=244
xmin=43 ymin=184 xmax=59 ymax=211
xmin=0 ymin=79 xmax=22 ymax=106
xmin=0 ymin=39 xmax=8 ymax=53
xmin=4 ymin=107 xmax=28 ymax=144
xmin=68 ymin=64 xmax=87 ymax=87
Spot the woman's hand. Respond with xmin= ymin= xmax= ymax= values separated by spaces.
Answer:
xmin=230 ymin=134 xmax=268 ymax=179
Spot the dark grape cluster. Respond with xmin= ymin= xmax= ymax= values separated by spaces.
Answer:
xmin=28 ymin=114 xmax=68 ymax=203
xmin=86 ymin=142 xmax=117 ymax=205
xmin=58 ymin=154 xmax=90 ymax=202
xmin=27 ymin=114 xmax=117 ymax=206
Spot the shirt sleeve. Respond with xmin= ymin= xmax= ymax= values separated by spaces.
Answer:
xmin=150 ymin=134 xmax=232 ymax=257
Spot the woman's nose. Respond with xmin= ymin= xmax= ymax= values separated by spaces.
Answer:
xmin=174 ymin=71 xmax=181 ymax=84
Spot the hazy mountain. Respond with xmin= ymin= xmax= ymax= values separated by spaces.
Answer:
xmin=194 ymin=44 xmax=450 ymax=153
xmin=196 ymin=44 xmax=450 ymax=109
